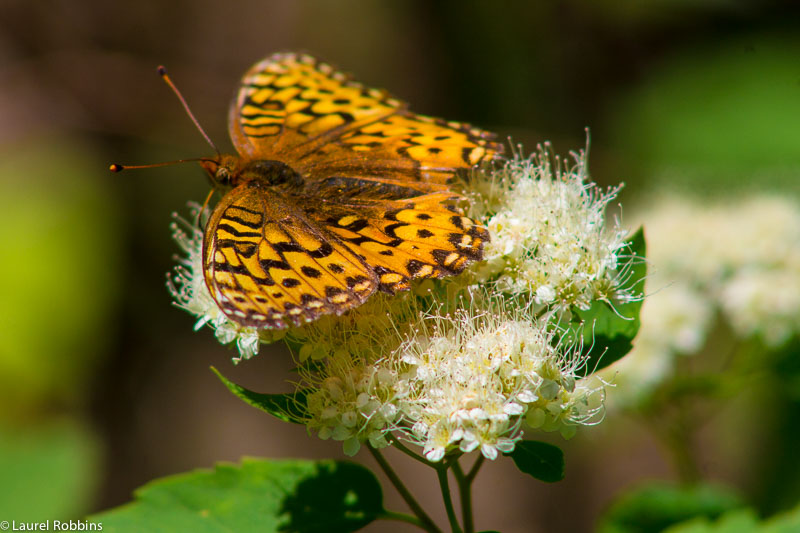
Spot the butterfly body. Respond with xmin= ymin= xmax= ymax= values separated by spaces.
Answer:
xmin=201 ymin=156 xmax=303 ymax=190
xmin=199 ymin=53 xmax=503 ymax=330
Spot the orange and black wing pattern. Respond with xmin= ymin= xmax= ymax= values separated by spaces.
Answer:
xmin=229 ymin=52 xmax=502 ymax=183
xmin=204 ymin=52 xmax=502 ymax=329
xmin=203 ymin=183 xmax=378 ymax=329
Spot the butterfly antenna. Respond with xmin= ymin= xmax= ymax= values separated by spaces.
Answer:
xmin=109 ymin=157 xmax=214 ymax=173
xmin=157 ymin=65 xmax=221 ymax=156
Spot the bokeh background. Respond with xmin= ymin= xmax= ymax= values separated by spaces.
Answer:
xmin=2 ymin=1 xmax=800 ymax=531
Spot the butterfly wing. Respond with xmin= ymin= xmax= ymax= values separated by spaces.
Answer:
xmin=213 ymin=52 xmax=501 ymax=328
xmin=228 ymin=52 xmax=503 ymax=184
xmin=203 ymin=183 xmax=378 ymax=328
xmin=292 ymin=181 xmax=488 ymax=293
xmin=203 ymin=180 xmax=487 ymax=328
xmin=298 ymin=112 xmax=502 ymax=185
xmin=229 ymin=52 xmax=402 ymax=162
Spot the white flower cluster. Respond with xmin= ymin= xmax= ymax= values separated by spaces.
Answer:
xmin=168 ymin=145 xmax=633 ymax=459
xmin=289 ymin=294 xmax=414 ymax=456
xmin=291 ymin=293 xmax=605 ymax=459
xmin=302 ymin=349 xmax=399 ymax=457
xmin=395 ymin=303 xmax=604 ymax=461
xmin=609 ymin=195 xmax=800 ymax=401
xmin=467 ymin=145 xmax=630 ymax=313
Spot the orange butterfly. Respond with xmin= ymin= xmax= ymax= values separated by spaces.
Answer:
xmin=121 ymin=53 xmax=503 ymax=329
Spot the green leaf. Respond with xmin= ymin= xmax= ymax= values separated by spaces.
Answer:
xmin=663 ymin=498 xmax=800 ymax=533
xmin=211 ymin=367 xmax=307 ymax=424
xmin=766 ymin=503 xmax=800 ymax=533
xmin=573 ymin=226 xmax=647 ymax=376
xmin=664 ymin=509 xmax=759 ymax=533
xmin=506 ymin=440 xmax=564 ymax=483
xmin=597 ymin=482 xmax=744 ymax=533
xmin=91 ymin=458 xmax=385 ymax=533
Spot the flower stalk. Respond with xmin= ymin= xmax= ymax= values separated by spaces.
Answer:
xmin=452 ymin=457 xmax=484 ymax=533
xmin=437 ymin=457 xmax=462 ymax=533
xmin=368 ymin=446 xmax=442 ymax=533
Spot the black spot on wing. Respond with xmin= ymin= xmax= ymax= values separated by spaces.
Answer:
xmin=308 ymin=242 xmax=334 ymax=258
xmin=301 ymin=265 xmax=322 ymax=278
xmin=406 ymin=260 xmax=424 ymax=276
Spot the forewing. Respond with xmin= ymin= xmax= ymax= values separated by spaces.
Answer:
xmin=203 ymin=184 xmax=378 ymax=329
xmin=229 ymin=52 xmax=503 ymax=184
xmin=297 ymin=112 xmax=503 ymax=185
xmin=229 ymin=52 xmax=402 ymax=161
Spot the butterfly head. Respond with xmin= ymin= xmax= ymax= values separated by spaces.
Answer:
xmin=200 ymin=154 xmax=240 ymax=189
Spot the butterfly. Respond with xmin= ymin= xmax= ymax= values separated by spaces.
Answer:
xmin=181 ymin=53 xmax=501 ymax=329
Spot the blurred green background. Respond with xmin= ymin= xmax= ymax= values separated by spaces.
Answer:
xmin=1 ymin=1 xmax=799 ymax=531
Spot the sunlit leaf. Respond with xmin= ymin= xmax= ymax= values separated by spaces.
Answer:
xmin=91 ymin=458 xmax=385 ymax=532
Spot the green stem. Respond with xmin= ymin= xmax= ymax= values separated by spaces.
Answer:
xmin=451 ymin=462 xmax=472 ymax=533
xmin=437 ymin=458 xmax=463 ymax=533
xmin=466 ymin=454 xmax=485 ymax=483
xmin=368 ymin=445 xmax=442 ymax=533
xmin=380 ymin=510 xmax=429 ymax=528
xmin=452 ymin=455 xmax=484 ymax=533
xmin=389 ymin=434 xmax=434 ymax=467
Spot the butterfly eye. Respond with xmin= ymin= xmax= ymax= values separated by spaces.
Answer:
xmin=216 ymin=166 xmax=231 ymax=184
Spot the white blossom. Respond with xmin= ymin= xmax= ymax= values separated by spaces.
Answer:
xmin=607 ymin=194 xmax=800 ymax=404
xmin=467 ymin=144 xmax=631 ymax=314
xmin=391 ymin=301 xmax=604 ymax=460
xmin=300 ymin=348 xmax=400 ymax=457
